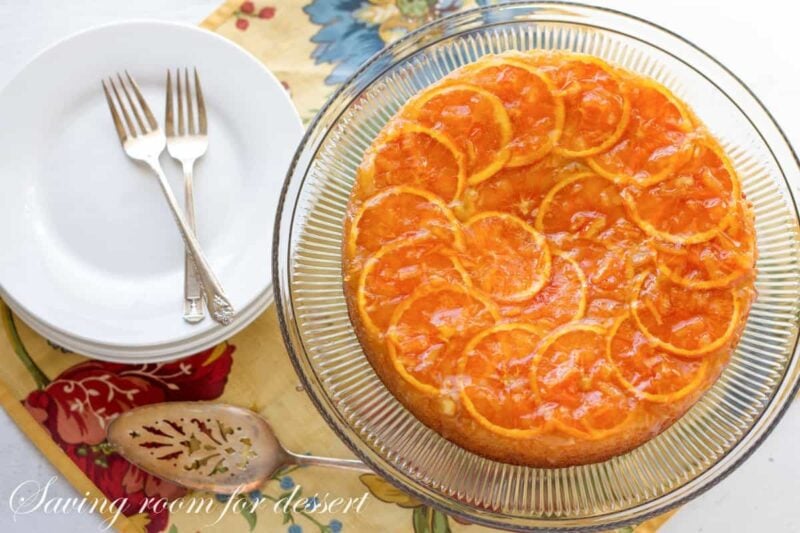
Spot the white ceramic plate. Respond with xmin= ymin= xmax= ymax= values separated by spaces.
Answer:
xmin=0 ymin=21 xmax=302 ymax=360
xmin=2 ymin=287 xmax=273 ymax=363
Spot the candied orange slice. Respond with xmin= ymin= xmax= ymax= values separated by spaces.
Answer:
xmin=357 ymin=239 xmax=470 ymax=337
xmin=630 ymin=272 xmax=740 ymax=357
xmin=358 ymin=121 xmax=465 ymax=202
xmin=562 ymin=219 xmax=652 ymax=310
xmin=542 ymin=56 xmax=631 ymax=157
xmin=607 ymin=313 xmax=709 ymax=403
xmin=460 ymin=212 xmax=551 ymax=302
xmin=509 ymin=252 xmax=587 ymax=327
xmin=404 ymin=84 xmax=512 ymax=185
xmin=535 ymin=172 xmax=627 ymax=241
xmin=655 ymin=203 xmax=756 ymax=289
xmin=587 ymin=80 xmax=693 ymax=186
xmin=451 ymin=57 xmax=564 ymax=167
xmin=387 ymin=282 xmax=500 ymax=395
xmin=347 ymin=186 xmax=464 ymax=258
xmin=531 ymin=322 xmax=636 ymax=439
xmin=567 ymin=240 xmax=631 ymax=304
xmin=622 ymin=141 xmax=741 ymax=245
xmin=459 ymin=323 xmax=549 ymax=437
xmin=468 ymin=153 xmax=580 ymax=222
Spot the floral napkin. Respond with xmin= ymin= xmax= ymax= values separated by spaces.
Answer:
xmin=0 ymin=1 xmax=679 ymax=532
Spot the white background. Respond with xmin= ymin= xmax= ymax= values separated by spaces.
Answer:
xmin=0 ymin=0 xmax=798 ymax=531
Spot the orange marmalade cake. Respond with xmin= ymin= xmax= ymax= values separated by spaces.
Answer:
xmin=342 ymin=51 xmax=757 ymax=467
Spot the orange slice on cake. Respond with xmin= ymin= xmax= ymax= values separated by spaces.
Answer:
xmin=655 ymin=202 xmax=756 ymax=289
xmin=358 ymin=121 xmax=466 ymax=203
xmin=450 ymin=57 xmax=564 ymax=167
xmin=459 ymin=323 xmax=549 ymax=437
xmin=531 ymin=322 xmax=636 ymax=439
xmin=346 ymin=186 xmax=464 ymax=259
xmin=356 ymin=239 xmax=471 ymax=337
xmin=607 ymin=313 xmax=709 ymax=403
xmin=564 ymin=218 xmax=652 ymax=319
xmin=623 ymin=140 xmax=741 ymax=245
xmin=587 ymin=79 xmax=693 ymax=186
xmin=404 ymin=84 xmax=512 ymax=185
xmin=630 ymin=271 xmax=741 ymax=357
xmin=536 ymin=172 xmax=642 ymax=317
xmin=534 ymin=55 xmax=631 ymax=157
xmin=468 ymin=153 xmax=581 ymax=223
xmin=508 ymin=252 xmax=587 ymax=327
xmin=535 ymin=172 xmax=627 ymax=242
xmin=565 ymin=239 xmax=632 ymax=311
xmin=460 ymin=212 xmax=551 ymax=302
xmin=386 ymin=282 xmax=500 ymax=395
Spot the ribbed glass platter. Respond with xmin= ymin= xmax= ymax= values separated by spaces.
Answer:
xmin=273 ymin=3 xmax=800 ymax=530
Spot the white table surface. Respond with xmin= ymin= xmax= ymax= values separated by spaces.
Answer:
xmin=0 ymin=0 xmax=797 ymax=531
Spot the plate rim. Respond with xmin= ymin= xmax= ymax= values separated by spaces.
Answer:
xmin=1 ymin=285 xmax=273 ymax=363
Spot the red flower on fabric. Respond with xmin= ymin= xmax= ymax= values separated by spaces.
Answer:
xmin=23 ymin=344 xmax=235 ymax=533
xmin=258 ymin=6 xmax=276 ymax=19
xmin=234 ymin=2 xmax=276 ymax=30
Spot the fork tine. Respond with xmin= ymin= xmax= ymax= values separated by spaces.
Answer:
xmin=117 ymin=73 xmax=147 ymax=134
xmin=102 ymin=80 xmax=128 ymax=144
xmin=176 ymin=69 xmax=185 ymax=136
xmin=109 ymin=77 xmax=137 ymax=138
xmin=165 ymin=70 xmax=175 ymax=137
xmin=184 ymin=68 xmax=195 ymax=135
xmin=125 ymin=71 xmax=158 ymax=131
xmin=194 ymin=68 xmax=207 ymax=135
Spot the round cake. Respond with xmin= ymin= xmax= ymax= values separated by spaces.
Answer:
xmin=342 ymin=51 xmax=757 ymax=467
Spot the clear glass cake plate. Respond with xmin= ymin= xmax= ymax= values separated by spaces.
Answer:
xmin=273 ymin=3 xmax=800 ymax=530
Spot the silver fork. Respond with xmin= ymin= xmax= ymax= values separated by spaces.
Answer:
xmin=165 ymin=68 xmax=207 ymax=324
xmin=101 ymin=72 xmax=235 ymax=326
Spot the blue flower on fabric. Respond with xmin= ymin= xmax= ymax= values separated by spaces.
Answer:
xmin=288 ymin=525 xmax=303 ymax=533
xmin=280 ymin=476 xmax=295 ymax=490
xmin=304 ymin=0 xmax=385 ymax=85
xmin=304 ymin=0 xmax=472 ymax=86
xmin=306 ymin=496 xmax=320 ymax=511
xmin=215 ymin=493 xmax=231 ymax=503
xmin=329 ymin=519 xmax=343 ymax=532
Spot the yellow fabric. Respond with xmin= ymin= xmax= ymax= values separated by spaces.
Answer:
xmin=0 ymin=1 xmax=688 ymax=531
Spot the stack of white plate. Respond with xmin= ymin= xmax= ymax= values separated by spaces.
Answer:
xmin=0 ymin=22 xmax=303 ymax=363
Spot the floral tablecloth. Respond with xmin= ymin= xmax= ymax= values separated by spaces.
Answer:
xmin=0 ymin=1 xmax=678 ymax=532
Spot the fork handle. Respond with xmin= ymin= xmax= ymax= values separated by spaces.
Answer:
xmin=146 ymin=158 xmax=235 ymax=325
xmin=182 ymin=161 xmax=205 ymax=324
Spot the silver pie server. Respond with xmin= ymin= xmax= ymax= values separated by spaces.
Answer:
xmin=106 ymin=402 xmax=370 ymax=494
